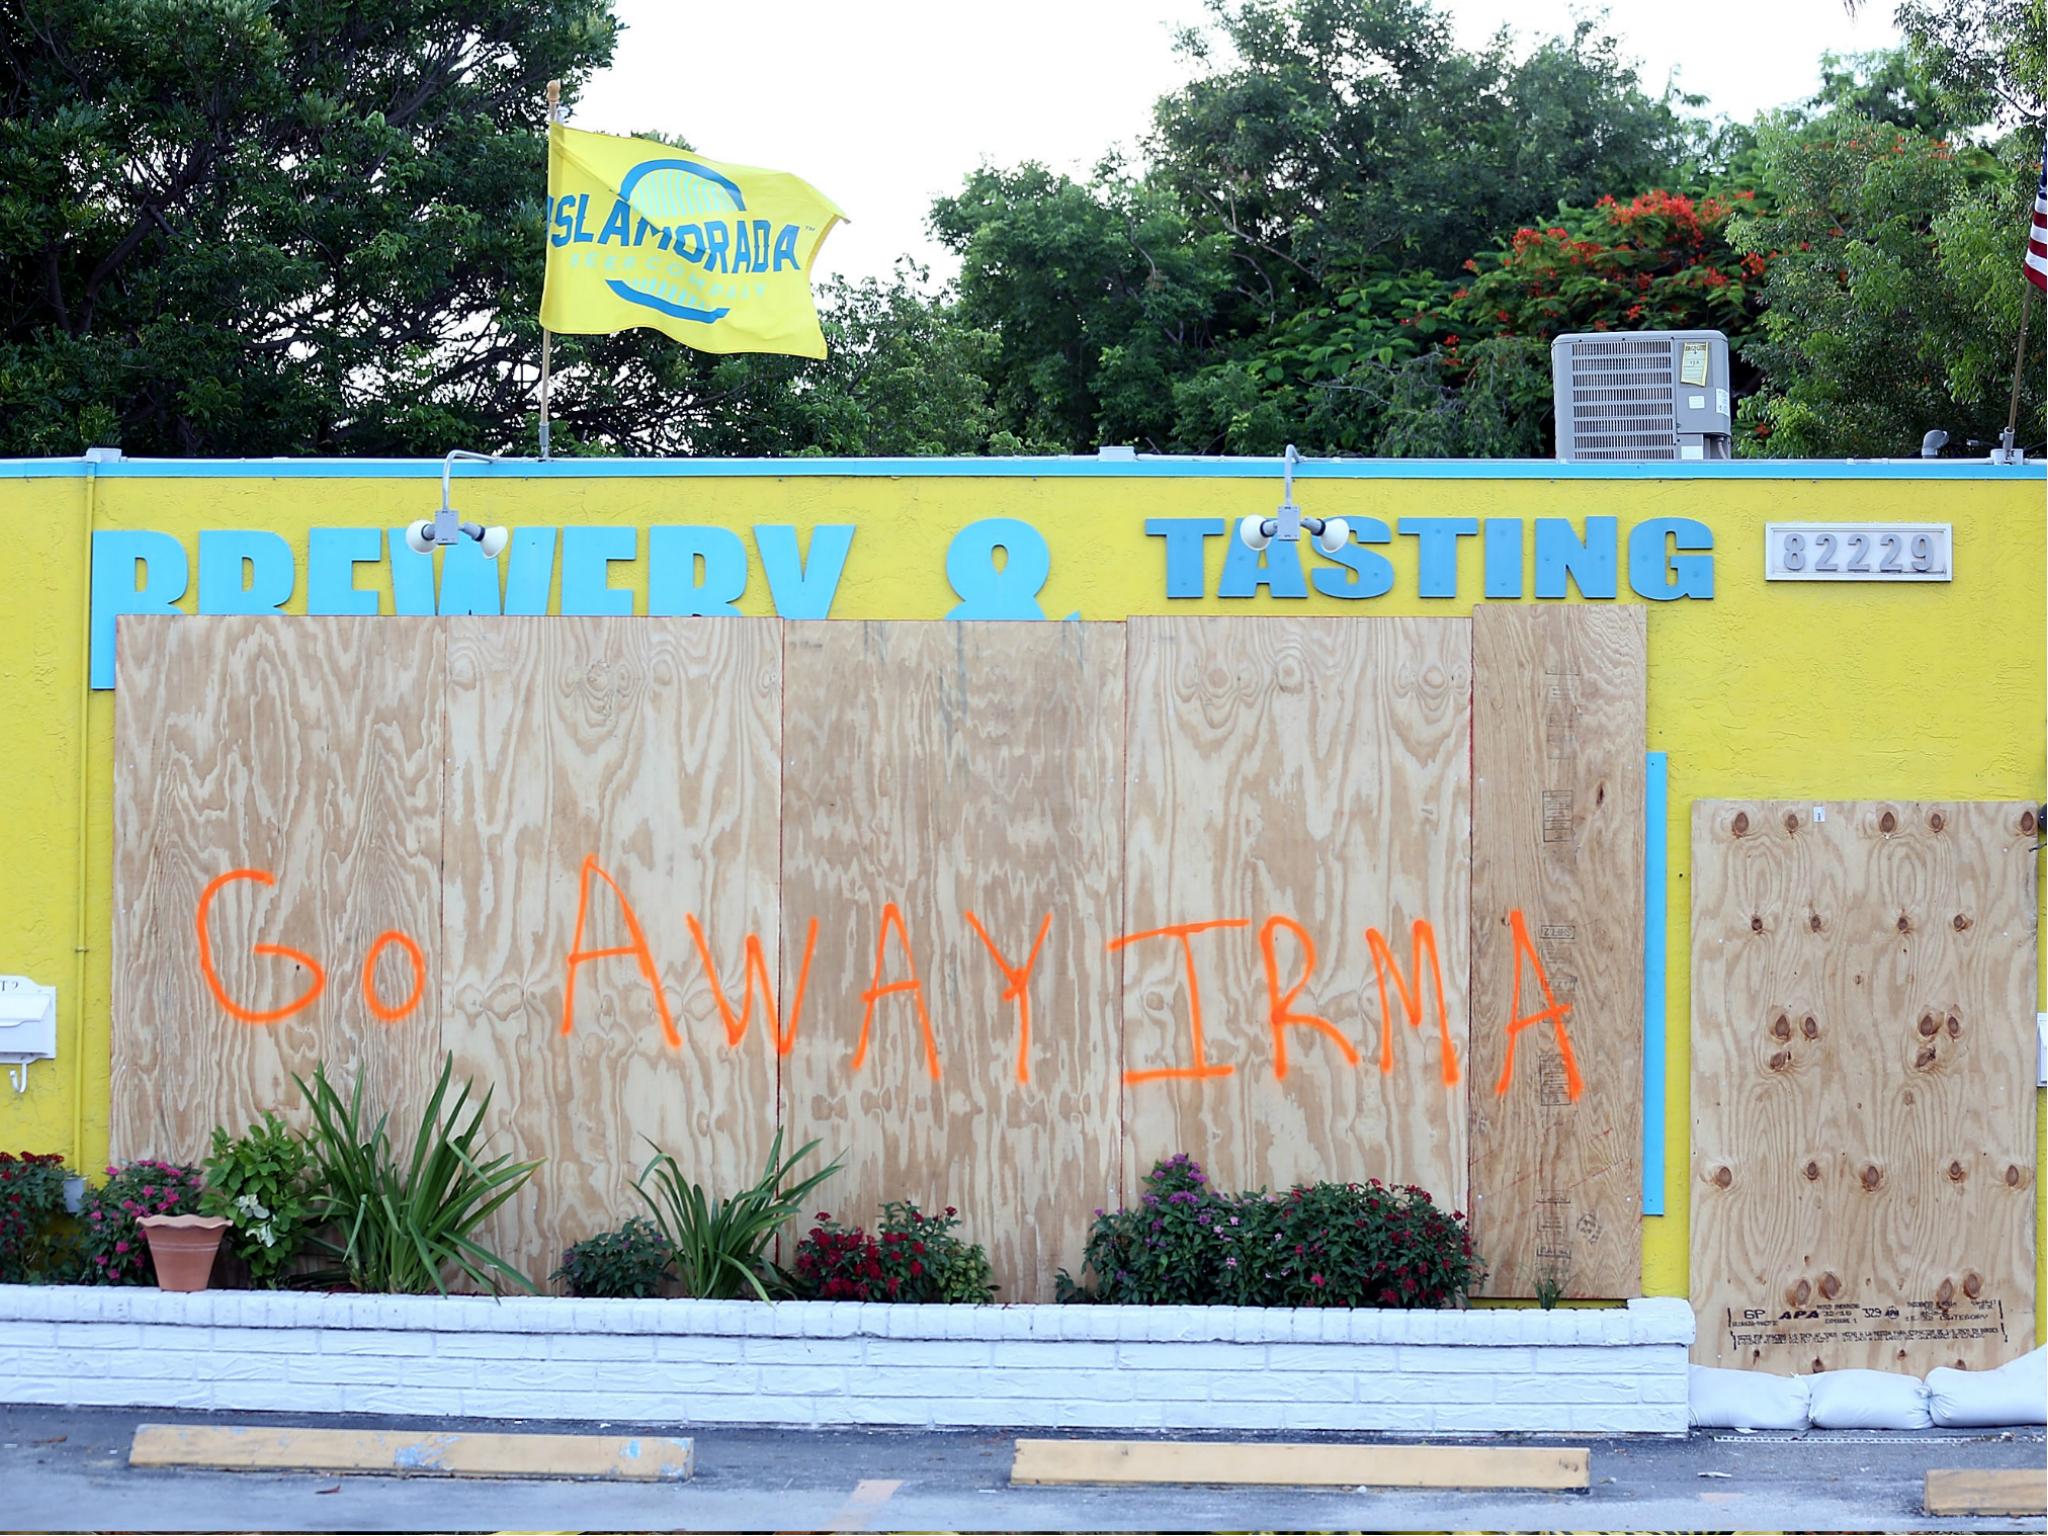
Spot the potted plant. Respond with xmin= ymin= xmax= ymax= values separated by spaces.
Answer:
xmin=136 ymin=1213 xmax=232 ymax=1292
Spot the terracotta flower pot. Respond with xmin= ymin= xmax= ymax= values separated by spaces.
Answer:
xmin=138 ymin=1214 xmax=231 ymax=1293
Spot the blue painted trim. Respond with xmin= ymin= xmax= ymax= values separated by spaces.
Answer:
xmin=1 ymin=455 xmax=2041 ymax=482
xmin=1643 ymin=750 xmax=1669 ymax=1217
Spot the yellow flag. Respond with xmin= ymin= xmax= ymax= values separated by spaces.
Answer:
xmin=540 ymin=124 xmax=844 ymax=358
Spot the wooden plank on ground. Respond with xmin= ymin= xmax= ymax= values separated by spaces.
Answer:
xmin=441 ymin=617 xmax=783 ymax=1287
xmin=778 ymin=621 xmax=1127 ymax=1304
xmin=1924 ymin=1469 xmax=2048 ymax=1517
xmin=1120 ymin=616 xmax=1471 ymax=1209
xmin=111 ymin=616 xmax=444 ymax=1162
xmin=1469 ymin=604 xmax=1645 ymax=1299
xmin=1010 ymin=1439 xmax=1589 ymax=1489
xmin=1691 ymin=800 xmax=2038 ymax=1373
xmin=129 ymin=1423 xmax=694 ymax=1481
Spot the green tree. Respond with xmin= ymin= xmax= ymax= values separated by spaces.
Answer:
xmin=930 ymin=163 xmax=1230 ymax=452
xmin=0 ymin=0 xmax=619 ymax=456
xmin=1806 ymin=49 xmax=1958 ymax=135
xmin=1892 ymin=0 xmax=2044 ymax=132
xmin=1150 ymin=1 xmax=1702 ymax=294
xmin=932 ymin=0 xmax=1705 ymax=454
xmin=591 ymin=266 xmax=1024 ymax=458
xmin=1730 ymin=114 xmax=2042 ymax=455
xmin=0 ymin=2 xmax=1006 ymax=459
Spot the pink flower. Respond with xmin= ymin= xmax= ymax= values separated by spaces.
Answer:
xmin=1310 ymin=1273 xmax=1325 ymax=1287
xmin=114 ymin=1240 xmax=129 ymax=1254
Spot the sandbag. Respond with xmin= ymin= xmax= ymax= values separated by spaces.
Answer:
xmin=1927 ymin=1346 xmax=2048 ymax=1427
xmin=1688 ymin=1364 xmax=1812 ymax=1430
xmin=1806 ymin=1367 xmax=1932 ymax=1429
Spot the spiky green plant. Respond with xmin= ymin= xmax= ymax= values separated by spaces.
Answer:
xmin=296 ymin=1053 xmax=540 ymax=1295
xmin=633 ymin=1129 xmax=840 ymax=1301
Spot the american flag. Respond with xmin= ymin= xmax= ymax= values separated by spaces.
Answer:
xmin=2029 ymin=138 xmax=2048 ymax=292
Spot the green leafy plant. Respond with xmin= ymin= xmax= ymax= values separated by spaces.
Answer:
xmin=1057 ymin=1153 xmax=1232 ymax=1305
xmin=1059 ymin=1153 xmax=1482 ymax=1309
xmin=1534 ymin=1266 xmax=1568 ymax=1309
xmin=793 ymin=1201 xmax=996 ymax=1303
xmin=0 ymin=1151 xmax=74 ymax=1283
xmin=1224 ymin=1179 xmax=1483 ymax=1309
xmin=873 ymin=1201 xmax=995 ymax=1303
xmin=296 ymin=1054 xmax=540 ymax=1296
xmin=553 ymin=1217 xmax=672 ymax=1299
xmin=199 ymin=1111 xmax=318 ymax=1288
xmin=633 ymin=1129 xmax=839 ymax=1301
xmin=78 ymin=1159 xmax=203 ymax=1286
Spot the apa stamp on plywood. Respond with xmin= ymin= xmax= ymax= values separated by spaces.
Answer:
xmin=1725 ymin=1297 xmax=2008 ymax=1354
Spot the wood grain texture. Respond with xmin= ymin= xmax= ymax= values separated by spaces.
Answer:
xmin=1010 ymin=1439 xmax=1589 ymax=1489
xmin=441 ymin=618 xmax=783 ymax=1286
xmin=778 ymin=622 xmax=1126 ymax=1303
xmin=129 ymin=1424 xmax=696 ymax=1481
xmin=111 ymin=616 xmax=444 ymax=1161
xmin=1469 ymin=605 xmax=1645 ymax=1298
xmin=1691 ymin=800 xmax=2038 ymax=1372
xmin=1924 ymin=1469 xmax=2048 ymax=1516
xmin=1120 ymin=617 xmax=1471 ymax=1208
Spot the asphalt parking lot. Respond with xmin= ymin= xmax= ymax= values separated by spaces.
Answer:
xmin=2 ymin=1403 xmax=2042 ymax=1533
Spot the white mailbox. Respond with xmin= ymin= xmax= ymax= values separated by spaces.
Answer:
xmin=0 ymin=976 xmax=57 ymax=1092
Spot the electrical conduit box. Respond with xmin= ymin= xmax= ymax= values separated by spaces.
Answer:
xmin=0 ymin=976 xmax=57 ymax=1092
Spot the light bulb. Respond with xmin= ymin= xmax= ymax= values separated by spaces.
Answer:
xmin=1316 ymin=517 xmax=1351 ymax=554
xmin=1238 ymin=514 xmax=1272 ymax=552
xmin=478 ymin=525 xmax=510 ymax=558
xmin=404 ymin=522 xmax=437 ymax=555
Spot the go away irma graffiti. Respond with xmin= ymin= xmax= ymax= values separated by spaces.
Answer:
xmin=192 ymin=858 xmax=1584 ymax=1102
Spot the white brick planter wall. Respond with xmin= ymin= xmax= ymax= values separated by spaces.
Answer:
xmin=0 ymin=1287 xmax=1693 ymax=1435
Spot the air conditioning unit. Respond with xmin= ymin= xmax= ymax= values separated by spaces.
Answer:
xmin=1552 ymin=330 xmax=1732 ymax=462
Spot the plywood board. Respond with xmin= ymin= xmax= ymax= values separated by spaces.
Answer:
xmin=111 ymin=617 xmax=444 ymax=1160
xmin=1120 ymin=617 xmax=1471 ymax=1208
xmin=1009 ymin=1439 xmax=1589 ymax=1489
xmin=129 ymin=1423 xmax=695 ymax=1480
xmin=778 ymin=622 xmax=1126 ymax=1304
xmin=1469 ymin=605 xmax=1645 ymax=1298
xmin=1924 ymin=1469 xmax=2048 ymax=1517
xmin=441 ymin=618 xmax=783 ymax=1286
xmin=1691 ymin=800 xmax=2038 ymax=1373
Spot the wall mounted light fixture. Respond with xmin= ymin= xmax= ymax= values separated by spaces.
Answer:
xmin=404 ymin=449 xmax=511 ymax=558
xmin=1237 ymin=444 xmax=1350 ymax=555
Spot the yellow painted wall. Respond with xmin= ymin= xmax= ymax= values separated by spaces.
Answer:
xmin=1 ymin=460 xmax=2040 ymax=1328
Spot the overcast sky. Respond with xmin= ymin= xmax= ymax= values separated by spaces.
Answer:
xmin=579 ymin=1 xmax=1902 ymax=285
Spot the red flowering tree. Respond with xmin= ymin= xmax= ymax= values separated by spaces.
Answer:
xmin=1446 ymin=189 xmax=1770 ymax=353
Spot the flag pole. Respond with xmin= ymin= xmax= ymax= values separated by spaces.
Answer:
xmin=539 ymin=78 xmax=560 ymax=461
xmin=1997 ymin=281 xmax=2033 ymax=463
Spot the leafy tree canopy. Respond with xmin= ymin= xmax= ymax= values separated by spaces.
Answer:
xmin=934 ymin=0 xmax=1707 ymax=454
xmin=1 ymin=0 xmax=616 ymax=455
xmin=2 ymin=0 xmax=2040 ymax=461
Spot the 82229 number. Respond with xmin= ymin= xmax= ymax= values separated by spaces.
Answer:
xmin=1764 ymin=523 xmax=1951 ymax=582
